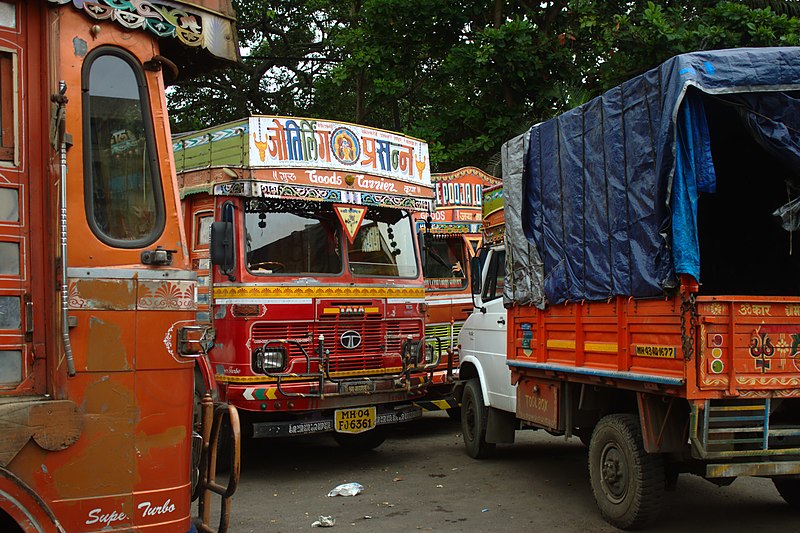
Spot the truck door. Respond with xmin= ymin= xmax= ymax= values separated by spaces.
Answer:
xmin=0 ymin=6 xmax=44 ymax=395
xmin=468 ymin=248 xmax=514 ymax=411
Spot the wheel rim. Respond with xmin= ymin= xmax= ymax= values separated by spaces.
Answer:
xmin=599 ymin=441 xmax=628 ymax=504
xmin=464 ymin=394 xmax=476 ymax=441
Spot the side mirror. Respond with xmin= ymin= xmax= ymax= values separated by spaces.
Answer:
xmin=417 ymin=231 xmax=427 ymax=269
xmin=210 ymin=221 xmax=235 ymax=277
xmin=470 ymin=256 xmax=482 ymax=296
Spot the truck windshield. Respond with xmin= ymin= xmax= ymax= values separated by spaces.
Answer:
xmin=245 ymin=211 xmax=342 ymax=274
xmin=422 ymin=236 xmax=467 ymax=290
xmin=349 ymin=208 xmax=418 ymax=278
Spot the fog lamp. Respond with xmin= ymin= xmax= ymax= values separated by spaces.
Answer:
xmin=424 ymin=343 xmax=439 ymax=366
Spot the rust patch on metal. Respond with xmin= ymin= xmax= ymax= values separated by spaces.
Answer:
xmin=70 ymin=279 xmax=136 ymax=310
xmin=86 ymin=317 xmax=129 ymax=371
xmin=136 ymin=426 xmax=186 ymax=456
xmin=49 ymin=377 xmax=138 ymax=497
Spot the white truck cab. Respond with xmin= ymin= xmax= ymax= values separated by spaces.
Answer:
xmin=457 ymin=245 xmax=516 ymax=458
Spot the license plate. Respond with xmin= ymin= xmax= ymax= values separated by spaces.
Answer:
xmin=339 ymin=380 xmax=375 ymax=394
xmin=334 ymin=407 xmax=376 ymax=434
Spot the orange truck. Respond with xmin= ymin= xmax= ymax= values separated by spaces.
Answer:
xmin=0 ymin=1 xmax=241 ymax=531
xmin=503 ymin=48 xmax=800 ymax=529
xmin=176 ymin=117 xmax=439 ymax=450
xmin=414 ymin=167 xmax=499 ymax=412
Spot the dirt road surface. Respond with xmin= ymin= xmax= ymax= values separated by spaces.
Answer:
xmin=222 ymin=412 xmax=798 ymax=532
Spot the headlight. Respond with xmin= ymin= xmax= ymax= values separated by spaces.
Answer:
xmin=253 ymin=346 xmax=287 ymax=373
xmin=427 ymin=343 xmax=440 ymax=366
xmin=402 ymin=339 xmax=439 ymax=368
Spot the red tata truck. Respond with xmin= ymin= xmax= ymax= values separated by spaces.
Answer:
xmin=502 ymin=48 xmax=800 ymax=529
xmin=176 ymin=116 xmax=438 ymax=449
xmin=414 ymin=167 xmax=499 ymax=412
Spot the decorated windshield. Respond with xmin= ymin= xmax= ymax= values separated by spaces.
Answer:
xmin=422 ymin=236 xmax=467 ymax=290
xmin=244 ymin=201 xmax=418 ymax=278
xmin=348 ymin=208 xmax=418 ymax=278
xmin=245 ymin=210 xmax=342 ymax=275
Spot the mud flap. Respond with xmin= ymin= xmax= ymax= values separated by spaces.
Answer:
xmin=486 ymin=407 xmax=516 ymax=444
xmin=637 ymin=392 xmax=688 ymax=454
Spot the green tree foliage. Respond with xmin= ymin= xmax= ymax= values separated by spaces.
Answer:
xmin=168 ymin=0 xmax=800 ymax=171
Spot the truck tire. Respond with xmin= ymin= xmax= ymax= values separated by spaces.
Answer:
xmin=774 ymin=478 xmax=800 ymax=506
xmin=588 ymin=414 xmax=664 ymax=530
xmin=333 ymin=427 xmax=386 ymax=451
xmin=461 ymin=379 xmax=495 ymax=459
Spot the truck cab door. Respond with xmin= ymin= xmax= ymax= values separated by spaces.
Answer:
xmin=465 ymin=247 xmax=514 ymax=412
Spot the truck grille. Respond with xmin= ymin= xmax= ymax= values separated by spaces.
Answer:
xmin=425 ymin=322 xmax=463 ymax=368
xmin=251 ymin=323 xmax=312 ymax=359
xmin=425 ymin=322 xmax=464 ymax=346
xmin=251 ymin=318 xmax=421 ymax=374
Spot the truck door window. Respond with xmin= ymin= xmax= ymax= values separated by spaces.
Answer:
xmin=83 ymin=48 xmax=164 ymax=247
xmin=0 ymin=3 xmax=14 ymax=29
xmin=0 ymin=50 xmax=14 ymax=161
xmin=195 ymin=213 xmax=213 ymax=250
xmin=482 ymin=250 xmax=506 ymax=301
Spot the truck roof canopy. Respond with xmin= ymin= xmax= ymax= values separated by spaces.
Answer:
xmin=49 ymin=0 xmax=240 ymax=79
xmin=504 ymin=47 xmax=800 ymax=307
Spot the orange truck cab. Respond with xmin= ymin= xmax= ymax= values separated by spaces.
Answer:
xmin=413 ymin=167 xmax=499 ymax=413
xmin=0 ymin=1 xmax=242 ymax=532
xmin=502 ymin=48 xmax=800 ymax=529
xmin=176 ymin=116 xmax=439 ymax=449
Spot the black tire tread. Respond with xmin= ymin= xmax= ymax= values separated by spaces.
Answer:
xmin=588 ymin=413 xmax=664 ymax=530
xmin=460 ymin=379 xmax=495 ymax=459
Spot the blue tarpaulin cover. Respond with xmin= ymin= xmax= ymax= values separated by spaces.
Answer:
xmin=504 ymin=47 xmax=800 ymax=308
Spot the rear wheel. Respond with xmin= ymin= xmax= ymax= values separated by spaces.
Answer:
xmin=461 ymin=379 xmax=495 ymax=459
xmin=774 ymin=478 xmax=800 ymax=506
xmin=332 ymin=427 xmax=386 ymax=451
xmin=588 ymin=414 xmax=665 ymax=530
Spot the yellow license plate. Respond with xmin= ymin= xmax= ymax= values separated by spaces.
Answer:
xmin=334 ymin=407 xmax=376 ymax=434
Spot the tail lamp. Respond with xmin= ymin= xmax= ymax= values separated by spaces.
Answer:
xmin=707 ymin=332 xmax=726 ymax=374
xmin=253 ymin=345 xmax=287 ymax=373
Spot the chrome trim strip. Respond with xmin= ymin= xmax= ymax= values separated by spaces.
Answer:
xmin=67 ymin=267 xmax=197 ymax=281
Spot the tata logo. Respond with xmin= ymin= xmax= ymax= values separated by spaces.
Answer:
xmin=340 ymin=306 xmax=366 ymax=316
xmin=340 ymin=330 xmax=362 ymax=350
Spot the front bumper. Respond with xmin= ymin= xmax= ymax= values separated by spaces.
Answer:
xmin=250 ymin=403 xmax=421 ymax=438
xmin=224 ymin=375 xmax=428 ymax=413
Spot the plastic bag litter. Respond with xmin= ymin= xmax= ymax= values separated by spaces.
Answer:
xmin=327 ymin=482 xmax=364 ymax=497
xmin=312 ymin=516 xmax=335 ymax=527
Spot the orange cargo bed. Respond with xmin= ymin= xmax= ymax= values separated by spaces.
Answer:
xmin=508 ymin=295 xmax=800 ymax=400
